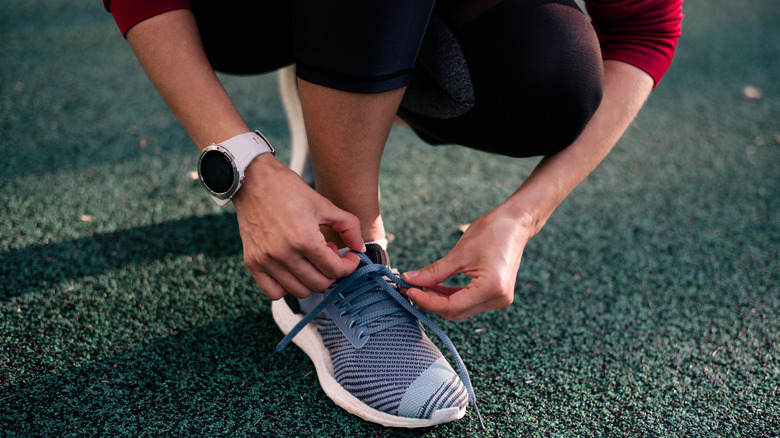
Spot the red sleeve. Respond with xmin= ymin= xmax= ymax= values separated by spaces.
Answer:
xmin=585 ymin=0 xmax=683 ymax=86
xmin=103 ymin=0 xmax=192 ymax=37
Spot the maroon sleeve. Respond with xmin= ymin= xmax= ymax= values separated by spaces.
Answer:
xmin=103 ymin=0 xmax=192 ymax=37
xmin=585 ymin=0 xmax=684 ymax=86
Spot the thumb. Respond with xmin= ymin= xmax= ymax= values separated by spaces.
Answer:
xmin=403 ymin=254 xmax=460 ymax=287
xmin=317 ymin=200 xmax=366 ymax=253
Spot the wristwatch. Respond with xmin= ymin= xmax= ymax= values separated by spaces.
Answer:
xmin=197 ymin=130 xmax=275 ymax=206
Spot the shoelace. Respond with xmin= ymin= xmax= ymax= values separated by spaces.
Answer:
xmin=260 ymin=252 xmax=484 ymax=428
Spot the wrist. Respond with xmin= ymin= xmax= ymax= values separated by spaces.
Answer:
xmin=230 ymin=152 xmax=280 ymax=206
xmin=492 ymin=195 xmax=549 ymax=239
xmin=499 ymin=155 xmax=577 ymax=237
xmin=476 ymin=204 xmax=538 ymax=246
xmin=197 ymin=130 xmax=275 ymax=206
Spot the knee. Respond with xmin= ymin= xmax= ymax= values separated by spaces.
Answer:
xmin=474 ymin=0 xmax=605 ymax=156
xmin=399 ymin=70 xmax=603 ymax=158
xmin=468 ymin=65 xmax=602 ymax=159
xmin=522 ymin=62 xmax=603 ymax=155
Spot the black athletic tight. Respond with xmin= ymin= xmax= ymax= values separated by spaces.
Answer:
xmin=189 ymin=0 xmax=603 ymax=157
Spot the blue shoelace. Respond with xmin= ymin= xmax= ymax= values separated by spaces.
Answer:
xmin=260 ymin=252 xmax=484 ymax=428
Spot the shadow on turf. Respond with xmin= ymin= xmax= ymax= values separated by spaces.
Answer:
xmin=0 ymin=213 xmax=242 ymax=299
xmin=0 ymin=310 xmax=305 ymax=435
xmin=1 ymin=311 xmax=433 ymax=436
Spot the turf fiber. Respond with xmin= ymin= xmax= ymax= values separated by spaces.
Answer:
xmin=1 ymin=0 xmax=778 ymax=436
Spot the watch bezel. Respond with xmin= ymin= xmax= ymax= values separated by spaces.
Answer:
xmin=198 ymin=144 xmax=240 ymax=200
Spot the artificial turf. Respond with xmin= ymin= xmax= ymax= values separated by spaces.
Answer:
xmin=1 ymin=0 xmax=778 ymax=436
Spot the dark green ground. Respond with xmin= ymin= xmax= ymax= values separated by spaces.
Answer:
xmin=1 ymin=0 xmax=778 ymax=436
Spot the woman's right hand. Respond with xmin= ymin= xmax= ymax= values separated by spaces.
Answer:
xmin=231 ymin=153 xmax=365 ymax=300
xmin=126 ymin=10 xmax=366 ymax=300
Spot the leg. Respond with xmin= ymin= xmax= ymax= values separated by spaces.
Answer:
xmin=224 ymin=1 xmax=475 ymax=426
xmin=297 ymin=80 xmax=404 ymax=245
xmin=292 ymin=0 xmax=435 ymax=245
xmin=189 ymin=0 xmax=295 ymax=74
xmin=399 ymin=0 xmax=604 ymax=157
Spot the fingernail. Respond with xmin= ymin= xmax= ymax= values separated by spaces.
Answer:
xmin=404 ymin=271 xmax=418 ymax=279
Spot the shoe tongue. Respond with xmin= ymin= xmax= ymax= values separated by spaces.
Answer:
xmin=364 ymin=243 xmax=390 ymax=267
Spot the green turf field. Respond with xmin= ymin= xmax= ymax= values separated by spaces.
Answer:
xmin=1 ymin=0 xmax=778 ymax=436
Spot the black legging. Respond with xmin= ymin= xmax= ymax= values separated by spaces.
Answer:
xmin=190 ymin=0 xmax=603 ymax=158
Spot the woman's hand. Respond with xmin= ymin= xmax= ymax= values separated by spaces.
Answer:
xmin=403 ymin=60 xmax=655 ymax=320
xmin=232 ymin=154 xmax=365 ymax=300
xmin=402 ymin=207 xmax=534 ymax=320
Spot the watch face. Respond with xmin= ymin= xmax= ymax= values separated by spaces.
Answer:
xmin=200 ymin=149 xmax=235 ymax=194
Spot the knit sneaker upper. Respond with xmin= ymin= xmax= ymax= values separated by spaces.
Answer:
xmin=263 ymin=244 xmax=481 ymax=424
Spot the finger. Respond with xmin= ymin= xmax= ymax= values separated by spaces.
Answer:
xmin=400 ymin=283 xmax=461 ymax=297
xmin=261 ymin=258 xmax=316 ymax=299
xmin=407 ymin=287 xmax=489 ymax=321
xmin=324 ymin=241 xmax=363 ymax=272
xmin=407 ymin=280 xmax=508 ymax=321
xmin=402 ymin=254 xmax=462 ymax=288
xmin=318 ymin=205 xmax=365 ymax=253
xmin=325 ymin=241 xmax=340 ymax=254
xmin=282 ymin=256 xmax=339 ymax=293
xmin=253 ymin=271 xmax=286 ymax=301
xmin=307 ymin=242 xmax=361 ymax=279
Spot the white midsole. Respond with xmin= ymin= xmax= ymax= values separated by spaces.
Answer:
xmin=270 ymin=298 xmax=466 ymax=428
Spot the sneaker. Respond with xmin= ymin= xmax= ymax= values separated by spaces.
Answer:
xmin=262 ymin=244 xmax=482 ymax=428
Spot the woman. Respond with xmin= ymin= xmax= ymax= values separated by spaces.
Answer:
xmin=104 ymin=0 xmax=683 ymax=428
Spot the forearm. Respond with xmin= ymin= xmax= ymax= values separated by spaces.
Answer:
xmin=500 ymin=60 xmax=655 ymax=235
xmin=126 ymin=9 xmax=249 ymax=148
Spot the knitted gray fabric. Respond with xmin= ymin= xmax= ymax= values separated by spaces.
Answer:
xmin=313 ymin=313 xmax=467 ymax=416
xmin=295 ymin=244 xmax=469 ymax=418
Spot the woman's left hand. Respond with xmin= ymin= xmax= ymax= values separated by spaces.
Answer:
xmin=402 ymin=207 xmax=533 ymax=320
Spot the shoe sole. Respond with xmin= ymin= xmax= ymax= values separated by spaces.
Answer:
xmin=270 ymin=298 xmax=466 ymax=428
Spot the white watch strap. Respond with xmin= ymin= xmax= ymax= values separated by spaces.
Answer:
xmin=209 ymin=130 xmax=275 ymax=206
xmin=220 ymin=130 xmax=275 ymax=166
xmin=212 ymin=195 xmax=231 ymax=207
